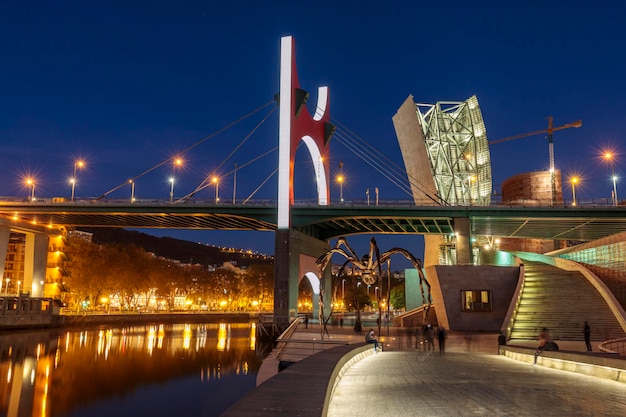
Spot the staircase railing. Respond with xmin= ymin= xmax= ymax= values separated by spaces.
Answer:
xmin=501 ymin=260 xmax=525 ymax=340
xmin=599 ymin=337 xmax=626 ymax=356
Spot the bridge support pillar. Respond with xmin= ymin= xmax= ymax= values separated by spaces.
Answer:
xmin=274 ymin=229 xmax=330 ymax=330
xmin=454 ymin=217 xmax=472 ymax=265
xmin=0 ymin=226 xmax=9 ymax=286
xmin=24 ymin=232 xmax=47 ymax=296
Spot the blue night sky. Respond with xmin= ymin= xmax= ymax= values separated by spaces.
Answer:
xmin=1 ymin=1 xmax=625 ymax=263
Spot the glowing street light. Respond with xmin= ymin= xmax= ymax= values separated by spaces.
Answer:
xmin=337 ymin=175 xmax=344 ymax=203
xmin=170 ymin=156 xmax=183 ymax=203
xmin=26 ymin=178 xmax=35 ymax=202
xmin=71 ymin=159 xmax=85 ymax=202
xmin=212 ymin=176 xmax=219 ymax=204
xmin=338 ymin=160 xmax=344 ymax=203
xmin=604 ymin=152 xmax=618 ymax=206
xmin=571 ymin=177 xmax=578 ymax=206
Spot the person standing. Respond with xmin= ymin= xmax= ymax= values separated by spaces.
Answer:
xmin=583 ymin=321 xmax=592 ymax=351
xmin=437 ymin=327 xmax=447 ymax=355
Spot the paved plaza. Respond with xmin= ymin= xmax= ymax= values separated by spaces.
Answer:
xmin=328 ymin=350 xmax=626 ymax=417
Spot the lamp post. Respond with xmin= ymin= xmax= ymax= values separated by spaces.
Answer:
xmin=338 ymin=160 xmax=344 ymax=203
xmin=342 ymin=279 xmax=346 ymax=304
xmin=233 ymin=163 xmax=238 ymax=204
xmin=613 ymin=175 xmax=619 ymax=206
xmin=375 ymin=187 xmax=379 ymax=206
xmin=366 ymin=188 xmax=370 ymax=205
xmin=212 ymin=176 xmax=219 ymax=204
xmin=71 ymin=160 xmax=84 ymax=202
xmin=170 ymin=157 xmax=183 ymax=203
xmin=571 ymin=177 xmax=578 ymax=206
xmin=604 ymin=152 xmax=618 ymax=206
xmin=17 ymin=280 xmax=21 ymax=295
xmin=129 ymin=180 xmax=135 ymax=203
xmin=26 ymin=178 xmax=35 ymax=202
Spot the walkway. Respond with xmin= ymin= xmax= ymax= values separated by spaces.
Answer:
xmin=223 ymin=324 xmax=626 ymax=416
xmin=329 ymin=351 xmax=626 ymax=416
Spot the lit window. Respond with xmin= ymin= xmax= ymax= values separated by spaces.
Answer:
xmin=461 ymin=290 xmax=492 ymax=312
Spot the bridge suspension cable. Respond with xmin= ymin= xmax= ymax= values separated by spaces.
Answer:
xmin=177 ymin=104 xmax=278 ymax=202
xmin=331 ymin=118 xmax=442 ymax=205
xmin=95 ymin=99 xmax=277 ymax=200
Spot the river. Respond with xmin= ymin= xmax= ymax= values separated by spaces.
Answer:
xmin=0 ymin=320 xmax=269 ymax=417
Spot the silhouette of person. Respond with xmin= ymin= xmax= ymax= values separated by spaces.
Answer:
xmin=304 ymin=315 xmax=308 ymax=329
xmin=583 ymin=321 xmax=592 ymax=351
xmin=437 ymin=327 xmax=447 ymax=355
xmin=424 ymin=324 xmax=435 ymax=351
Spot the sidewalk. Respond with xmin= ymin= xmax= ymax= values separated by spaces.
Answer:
xmin=225 ymin=323 xmax=625 ymax=417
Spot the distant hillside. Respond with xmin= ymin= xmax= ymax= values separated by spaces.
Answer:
xmin=79 ymin=228 xmax=273 ymax=267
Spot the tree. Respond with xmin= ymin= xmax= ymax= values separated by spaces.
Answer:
xmin=390 ymin=285 xmax=406 ymax=310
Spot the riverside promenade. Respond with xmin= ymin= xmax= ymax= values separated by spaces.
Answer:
xmin=223 ymin=323 xmax=626 ymax=417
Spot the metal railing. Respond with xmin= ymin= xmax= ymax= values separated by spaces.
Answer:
xmin=1 ymin=195 xmax=623 ymax=208
xmin=598 ymin=337 xmax=626 ymax=356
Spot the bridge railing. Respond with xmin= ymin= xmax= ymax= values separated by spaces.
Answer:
xmin=0 ymin=196 xmax=623 ymax=208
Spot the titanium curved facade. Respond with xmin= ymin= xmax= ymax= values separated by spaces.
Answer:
xmin=393 ymin=95 xmax=493 ymax=266
xmin=414 ymin=95 xmax=492 ymax=206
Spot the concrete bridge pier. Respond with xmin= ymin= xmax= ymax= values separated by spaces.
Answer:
xmin=274 ymin=229 xmax=331 ymax=330
xmin=0 ymin=225 xmax=48 ymax=296
xmin=454 ymin=217 xmax=472 ymax=265
xmin=24 ymin=232 xmax=47 ymax=296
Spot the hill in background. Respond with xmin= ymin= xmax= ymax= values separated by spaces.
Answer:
xmin=80 ymin=228 xmax=273 ymax=268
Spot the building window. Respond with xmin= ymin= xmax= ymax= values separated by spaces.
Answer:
xmin=461 ymin=290 xmax=492 ymax=312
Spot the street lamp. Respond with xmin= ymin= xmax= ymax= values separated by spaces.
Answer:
xmin=233 ymin=163 xmax=238 ymax=204
xmin=337 ymin=175 xmax=344 ymax=203
xmin=338 ymin=160 xmax=344 ymax=203
xmin=71 ymin=160 xmax=85 ymax=202
xmin=342 ymin=279 xmax=346 ymax=303
xmin=375 ymin=187 xmax=379 ymax=206
xmin=212 ymin=176 xmax=219 ymax=204
xmin=170 ymin=156 xmax=183 ymax=203
xmin=366 ymin=188 xmax=370 ymax=205
xmin=613 ymin=175 xmax=619 ymax=206
xmin=604 ymin=152 xmax=618 ymax=206
xmin=571 ymin=177 xmax=578 ymax=206
xmin=26 ymin=178 xmax=35 ymax=202
xmin=169 ymin=177 xmax=175 ymax=203
xmin=129 ymin=180 xmax=135 ymax=203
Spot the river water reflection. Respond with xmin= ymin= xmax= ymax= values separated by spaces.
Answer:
xmin=0 ymin=320 xmax=266 ymax=417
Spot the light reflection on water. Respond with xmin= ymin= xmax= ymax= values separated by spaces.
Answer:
xmin=0 ymin=321 xmax=266 ymax=417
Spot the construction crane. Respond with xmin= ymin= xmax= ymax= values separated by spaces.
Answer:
xmin=490 ymin=116 xmax=582 ymax=205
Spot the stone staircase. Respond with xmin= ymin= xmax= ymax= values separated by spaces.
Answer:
xmin=509 ymin=261 xmax=626 ymax=342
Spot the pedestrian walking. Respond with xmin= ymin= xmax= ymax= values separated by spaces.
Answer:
xmin=424 ymin=324 xmax=435 ymax=351
xmin=583 ymin=321 xmax=592 ymax=351
xmin=437 ymin=327 xmax=447 ymax=355
xmin=304 ymin=315 xmax=308 ymax=329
